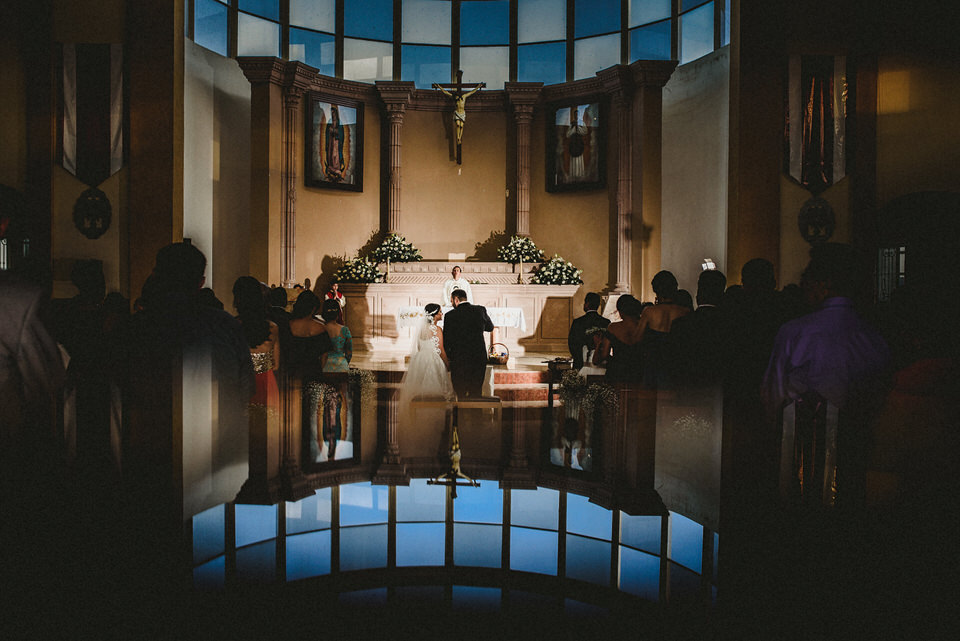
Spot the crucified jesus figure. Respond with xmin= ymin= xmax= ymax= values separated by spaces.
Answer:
xmin=432 ymin=70 xmax=485 ymax=164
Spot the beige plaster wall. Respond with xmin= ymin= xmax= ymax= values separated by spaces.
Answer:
xmin=295 ymin=102 xmax=382 ymax=287
xmin=876 ymin=53 xmax=960 ymax=207
xmin=661 ymin=48 xmax=730 ymax=295
xmin=184 ymin=40 xmax=252 ymax=300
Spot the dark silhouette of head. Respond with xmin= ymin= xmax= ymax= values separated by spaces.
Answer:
xmin=583 ymin=292 xmax=602 ymax=312
xmin=676 ymin=289 xmax=694 ymax=310
xmin=70 ymin=259 xmax=105 ymax=304
xmin=155 ymin=242 xmax=206 ymax=294
xmin=802 ymin=242 xmax=868 ymax=302
xmin=741 ymin=258 xmax=776 ymax=293
xmin=425 ymin=303 xmax=441 ymax=316
xmin=233 ymin=276 xmax=266 ymax=317
xmin=320 ymin=299 xmax=342 ymax=322
xmin=451 ymin=289 xmax=468 ymax=303
xmin=267 ymin=286 xmax=288 ymax=309
xmin=616 ymin=294 xmax=644 ymax=320
xmin=291 ymin=290 xmax=321 ymax=319
xmin=651 ymin=270 xmax=679 ymax=301
xmin=696 ymin=269 xmax=727 ymax=307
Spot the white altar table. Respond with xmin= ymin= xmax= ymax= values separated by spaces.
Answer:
xmin=397 ymin=305 xmax=526 ymax=331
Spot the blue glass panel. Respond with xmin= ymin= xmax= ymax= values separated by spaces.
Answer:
xmin=193 ymin=556 xmax=225 ymax=591
xmin=713 ymin=531 xmax=719 ymax=582
xmin=680 ymin=2 xmax=714 ymax=64
xmin=629 ymin=0 xmax=671 ymax=28
xmin=237 ymin=11 xmax=281 ymax=56
xmin=235 ymin=504 xmax=277 ymax=548
xmin=452 ymin=479 xmax=501 ymax=524
xmin=566 ymin=493 xmax=611 ymax=540
xmin=668 ymin=560 xmax=701 ymax=597
xmin=195 ymin=0 xmax=228 ymax=56
xmin=396 ymin=478 xmax=446 ymax=522
xmin=345 ymin=0 xmax=393 ymax=41
xmin=339 ymin=482 xmax=388 ymax=526
xmin=566 ymin=534 xmax=611 ymax=586
xmin=681 ymin=0 xmax=713 ymax=11
xmin=461 ymin=0 xmax=510 ymax=46
xmin=619 ymin=512 xmax=660 ymax=554
xmin=401 ymin=44 xmax=451 ymax=89
xmin=239 ymin=0 xmax=279 ymax=22
xmin=340 ymin=524 xmax=388 ymax=571
xmin=722 ymin=3 xmax=730 ymax=46
xmin=510 ymin=527 xmax=558 ymax=575
xmin=619 ymin=546 xmax=660 ymax=601
xmin=629 ymin=20 xmax=671 ymax=61
xmin=286 ymin=488 xmax=332 ymax=535
xmin=286 ymin=531 xmax=332 ymax=581
xmin=511 ymin=487 xmax=559 ymax=530
xmin=518 ymin=41 xmax=566 ymax=85
xmin=452 ymin=586 xmax=501 ymax=611
xmin=236 ymin=540 xmax=276 ymax=582
xmin=339 ymin=588 xmax=388 ymax=606
xmin=453 ymin=523 xmax=501 ymax=567
xmin=575 ymin=0 xmax=620 ymax=38
xmin=397 ymin=523 xmax=445 ymax=566
xmin=669 ymin=511 xmax=703 ymax=572
xmin=289 ymin=27 xmax=336 ymax=77
xmin=192 ymin=504 xmax=225 ymax=565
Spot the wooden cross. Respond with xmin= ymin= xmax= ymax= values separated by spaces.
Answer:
xmin=432 ymin=69 xmax=485 ymax=164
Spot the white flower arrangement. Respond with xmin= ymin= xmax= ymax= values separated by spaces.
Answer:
xmin=496 ymin=235 xmax=544 ymax=264
xmin=333 ymin=256 xmax=383 ymax=283
xmin=530 ymin=254 xmax=583 ymax=285
xmin=371 ymin=233 xmax=423 ymax=263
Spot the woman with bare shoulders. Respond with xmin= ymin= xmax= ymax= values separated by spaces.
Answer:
xmin=398 ymin=303 xmax=455 ymax=408
xmin=635 ymin=270 xmax=691 ymax=386
xmin=233 ymin=277 xmax=281 ymax=435
xmin=287 ymin=291 xmax=331 ymax=372
xmin=593 ymin=295 xmax=645 ymax=383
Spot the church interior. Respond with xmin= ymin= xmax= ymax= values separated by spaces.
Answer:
xmin=2 ymin=0 xmax=959 ymax=638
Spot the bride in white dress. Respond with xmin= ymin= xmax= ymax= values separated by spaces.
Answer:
xmin=398 ymin=304 xmax=455 ymax=412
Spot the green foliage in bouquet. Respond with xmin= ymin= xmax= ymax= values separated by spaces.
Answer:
xmin=530 ymin=254 xmax=583 ymax=285
xmin=496 ymin=235 xmax=544 ymax=264
xmin=333 ymin=256 xmax=383 ymax=283
xmin=370 ymin=233 xmax=423 ymax=263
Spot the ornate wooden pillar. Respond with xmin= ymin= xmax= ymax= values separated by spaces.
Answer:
xmin=376 ymin=82 xmax=414 ymax=234
xmin=506 ymin=83 xmax=542 ymax=237
xmin=280 ymin=88 xmax=302 ymax=287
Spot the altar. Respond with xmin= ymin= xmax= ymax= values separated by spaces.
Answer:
xmin=339 ymin=261 xmax=581 ymax=355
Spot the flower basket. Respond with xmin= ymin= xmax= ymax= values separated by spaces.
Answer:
xmin=530 ymin=254 xmax=583 ymax=285
xmin=488 ymin=343 xmax=509 ymax=365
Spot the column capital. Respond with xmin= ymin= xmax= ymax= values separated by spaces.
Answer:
xmin=597 ymin=65 xmax=635 ymax=103
xmin=376 ymin=81 xmax=415 ymax=109
xmin=628 ymin=59 xmax=679 ymax=89
xmin=504 ymin=82 xmax=543 ymax=110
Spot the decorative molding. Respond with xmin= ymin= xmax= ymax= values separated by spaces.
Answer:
xmin=236 ymin=56 xmax=287 ymax=84
xmin=628 ymin=59 xmax=679 ymax=89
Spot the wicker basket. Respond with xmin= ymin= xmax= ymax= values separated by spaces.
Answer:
xmin=488 ymin=343 xmax=510 ymax=365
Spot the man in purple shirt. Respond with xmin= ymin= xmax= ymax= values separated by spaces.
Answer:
xmin=763 ymin=243 xmax=890 ymax=413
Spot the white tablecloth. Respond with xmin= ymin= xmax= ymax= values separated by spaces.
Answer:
xmin=397 ymin=306 xmax=526 ymax=332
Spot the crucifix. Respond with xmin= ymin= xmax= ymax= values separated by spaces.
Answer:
xmin=432 ymin=70 xmax=485 ymax=165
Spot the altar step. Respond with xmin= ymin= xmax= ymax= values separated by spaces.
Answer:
xmin=492 ymin=368 xmax=554 ymax=405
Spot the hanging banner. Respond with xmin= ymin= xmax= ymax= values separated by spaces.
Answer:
xmin=60 ymin=43 xmax=124 ymax=187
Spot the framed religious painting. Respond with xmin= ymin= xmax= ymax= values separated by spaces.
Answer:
xmin=306 ymin=95 xmax=364 ymax=191
xmin=545 ymin=100 xmax=606 ymax=192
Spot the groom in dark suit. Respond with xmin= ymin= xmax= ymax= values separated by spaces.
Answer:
xmin=567 ymin=292 xmax=610 ymax=368
xmin=443 ymin=289 xmax=494 ymax=398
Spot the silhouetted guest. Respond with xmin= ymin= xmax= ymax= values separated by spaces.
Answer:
xmin=568 ymin=292 xmax=610 ymax=369
xmin=635 ymin=270 xmax=691 ymax=387
xmin=669 ymin=269 xmax=727 ymax=386
xmin=286 ymin=290 xmax=331 ymax=373
xmin=124 ymin=242 xmax=254 ymax=531
xmin=675 ymin=288 xmax=694 ymax=311
xmin=198 ymin=286 xmax=224 ymax=310
xmin=594 ymin=295 xmax=645 ymax=383
xmin=763 ymin=245 xmax=890 ymax=413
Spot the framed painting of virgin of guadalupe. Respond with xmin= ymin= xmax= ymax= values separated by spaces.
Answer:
xmin=546 ymin=100 xmax=606 ymax=192
xmin=307 ymin=95 xmax=364 ymax=191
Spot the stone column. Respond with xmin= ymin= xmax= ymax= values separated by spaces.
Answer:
xmin=281 ymin=87 xmax=304 ymax=287
xmin=599 ymin=67 xmax=635 ymax=293
xmin=373 ymin=383 xmax=408 ymax=484
xmin=506 ymin=84 xmax=542 ymax=237
xmin=376 ymin=82 xmax=415 ymax=234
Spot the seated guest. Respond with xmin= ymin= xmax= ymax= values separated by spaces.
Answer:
xmin=593 ymin=295 xmax=645 ymax=383
xmin=568 ymin=292 xmax=610 ymax=369
xmin=634 ymin=270 xmax=691 ymax=387
xmin=669 ymin=269 xmax=726 ymax=386
xmin=286 ymin=291 xmax=330 ymax=373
